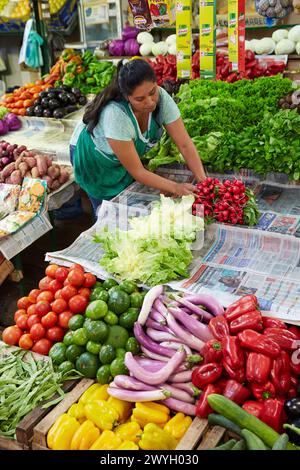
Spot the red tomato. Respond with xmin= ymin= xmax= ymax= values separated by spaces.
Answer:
xmin=35 ymin=300 xmax=51 ymax=317
xmin=83 ymin=273 xmax=96 ymax=288
xmin=58 ymin=311 xmax=73 ymax=329
xmin=67 ymin=269 xmax=85 ymax=287
xmin=55 ymin=267 xmax=69 ymax=283
xmin=46 ymin=326 xmax=64 ymax=342
xmin=45 ymin=264 xmax=59 ymax=278
xmin=30 ymin=323 xmax=46 ymax=340
xmin=32 ymin=338 xmax=52 ymax=355
xmin=69 ymin=295 xmax=88 ymax=314
xmin=37 ymin=290 xmax=54 ymax=303
xmin=14 ymin=309 xmax=26 ymax=322
xmin=2 ymin=326 xmax=22 ymax=345
xmin=78 ymin=287 xmax=91 ymax=299
xmin=17 ymin=296 xmax=33 ymax=310
xmin=51 ymin=298 xmax=68 ymax=314
xmin=48 ymin=279 xmax=63 ymax=294
xmin=16 ymin=314 xmax=28 ymax=330
xmin=61 ymin=285 xmax=77 ymax=301
xmin=41 ymin=311 xmax=58 ymax=328
xmin=28 ymin=289 xmax=41 ymax=302
xmin=69 ymin=263 xmax=85 ymax=272
xmin=38 ymin=276 xmax=52 ymax=291
xmin=19 ymin=334 xmax=34 ymax=350
xmin=54 ymin=289 xmax=63 ymax=300
xmin=27 ymin=314 xmax=41 ymax=329
xmin=27 ymin=304 xmax=37 ymax=317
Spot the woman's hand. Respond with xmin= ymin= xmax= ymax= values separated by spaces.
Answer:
xmin=173 ymin=182 xmax=197 ymax=197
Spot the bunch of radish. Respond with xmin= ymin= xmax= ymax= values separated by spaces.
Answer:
xmin=192 ymin=177 xmax=260 ymax=226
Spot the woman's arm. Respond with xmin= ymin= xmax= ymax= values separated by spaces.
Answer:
xmin=107 ymin=138 xmax=195 ymax=196
xmin=165 ymin=118 xmax=206 ymax=182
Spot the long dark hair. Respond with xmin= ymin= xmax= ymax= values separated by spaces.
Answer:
xmin=83 ymin=59 xmax=157 ymax=134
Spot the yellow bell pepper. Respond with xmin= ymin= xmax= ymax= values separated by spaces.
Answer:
xmin=47 ymin=414 xmax=80 ymax=450
xmin=89 ymin=430 xmax=122 ymax=450
xmin=132 ymin=402 xmax=170 ymax=428
xmin=84 ymin=400 xmax=119 ymax=430
xmin=79 ymin=384 xmax=109 ymax=405
xmin=70 ymin=420 xmax=100 ymax=450
xmin=117 ymin=441 xmax=139 ymax=450
xmin=114 ymin=421 xmax=141 ymax=443
xmin=107 ymin=397 xmax=132 ymax=423
xmin=139 ymin=423 xmax=177 ymax=450
xmin=67 ymin=403 xmax=86 ymax=420
xmin=163 ymin=413 xmax=192 ymax=440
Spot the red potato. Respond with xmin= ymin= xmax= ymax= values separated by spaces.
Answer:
xmin=31 ymin=167 xmax=40 ymax=178
xmin=10 ymin=169 xmax=22 ymax=185
xmin=47 ymin=165 xmax=60 ymax=179
xmin=50 ymin=179 xmax=60 ymax=191
xmin=14 ymin=156 xmax=23 ymax=169
xmin=42 ymin=175 xmax=53 ymax=189
xmin=25 ymin=156 xmax=37 ymax=168
xmin=5 ymin=176 xmax=12 ymax=183
xmin=18 ymin=162 xmax=29 ymax=177
xmin=1 ymin=162 xmax=16 ymax=179
xmin=24 ymin=171 xmax=32 ymax=177
xmin=58 ymin=169 xmax=69 ymax=185
xmin=46 ymin=156 xmax=53 ymax=167
xmin=35 ymin=155 xmax=48 ymax=176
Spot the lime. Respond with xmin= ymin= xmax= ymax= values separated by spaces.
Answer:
xmin=103 ymin=278 xmax=118 ymax=290
xmin=116 ymin=348 xmax=126 ymax=359
xmin=119 ymin=308 xmax=139 ymax=330
xmin=104 ymin=311 xmax=119 ymax=326
xmin=108 ymin=290 xmax=130 ymax=315
xmin=90 ymin=287 xmax=104 ymax=301
xmin=119 ymin=280 xmax=138 ymax=294
xmin=68 ymin=314 xmax=85 ymax=331
xmin=76 ymin=352 xmax=100 ymax=378
xmin=86 ymin=340 xmax=101 ymax=355
xmin=96 ymin=290 xmax=109 ymax=302
xmin=99 ymin=344 xmax=116 ymax=365
xmin=73 ymin=328 xmax=89 ymax=346
xmin=130 ymin=292 xmax=144 ymax=309
xmin=63 ymin=331 xmax=75 ymax=347
xmin=96 ymin=364 xmax=113 ymax=384
xmin=105 ymin=325 xmax=129 ymax=349
xmin=58 ymin=360 xmax=74 ymax=374
xmin=86 ymin=300 xmax=108 ymax=320
xmin=84 ymin=320 xmax=109 ymax=343
xmin=66 ymin=344 xmax=85 ymax=362
xmin=110 ymin=357 xmax=129 ymax=377
xmin=126 ymin=337 xmax=141 ymax=355
xmin=49 ymin=342 xmax=66 ymax=365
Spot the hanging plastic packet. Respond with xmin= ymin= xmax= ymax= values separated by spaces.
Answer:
xmin=128 ymin=0 xmax=153 ymax=30
xmin=148 ymin=0 xmax=176 ymax=27
xmin=254 ymin=0 xmax=293 ymax=19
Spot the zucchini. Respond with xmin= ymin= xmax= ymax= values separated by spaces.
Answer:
xmin=207 ymin=439 xmax=237 ymax=450
xmin=241 ymin=429 xmax=268 ymax=450
xmin=207 ymin=394 xmax=297 ymax=450
xmin=208 ymin=413 xmax=242 ymax=436
xmin=272 ymin=433 xmax=289 ymax=450
xmin=231 ymin=439 xmax=246 ymax=450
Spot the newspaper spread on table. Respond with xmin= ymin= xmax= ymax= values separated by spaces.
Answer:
xmin=46 ymin=165 xmax=300 ymax=324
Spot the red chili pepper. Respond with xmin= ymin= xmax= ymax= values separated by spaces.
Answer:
xmin=270 ymin=350 xmax=291 ymax=396
xmin=225 ymin=294 xmax=258 ymax=317
xmin=229 ymin=310 xmax=263 ymax=335
xmin=225 ymin=300 xmax=259 ymax=322
xmin=246 ymin=59 xmax=257 ymax=69
xmin=288 ymin=325 xmax=300 ymax=340
xmin=223 ymin=379 xmax=250 ymax=405
xmin=246 ymin=352 xmax=272 ymax=384
xmin=263 ymin=328 xmax=298 ymax=352
xmin=226 ymin=73 xmax=238 ymax=83
xmin=251 ymin=381 xmax=276 ymax=401
xmin=260 ymin=398 xmax=285 ymax=433
xmin=242 ymin=400 xmax=264 ymax=419
xmin=245 ymin=50 xmax=255 ymax=62
xmin=237 ymin=329 xmax=281 ymax=358
xmin=209 ymin=316 xmax=230 ymax=340
xmin=262 ymin=317 xmax=287 ymax=330
xmin=195 ymin=384 xmax=221 ymax=418
xmin=191 ymin=362 xmax=223 ymax=389
xmin=201 ymin=339 xmax=223 ymax=364
xmin=222 ymin=336 xmax=244 ymax=370
xmin=220 ymin=63 xmax=230 ymax=78
xmin=223 ymin=358 xmax=245 ymax=383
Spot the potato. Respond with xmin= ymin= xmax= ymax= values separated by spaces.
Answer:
xmin=36 ymin=155 xmax=48 ymax=176
xmin=46 ymin=156 xmax=53 ymax=167
xmin=25 ymin=157 xmax=37 ymax=169
xmin=58 ymin=169 xmax=69 ymax=185
xmin=5 ymin=176 xmax=12 ymax=184
xmin=31 ymin=167 xmax=40 ymax=178
xmin=50 ymin=179 xmax=60 ymax=191
xmin=20 ymin=150 xmax=30 ymax=159
xmin=10 ymin=170 xmax=22 ymax=185
xmin=15 ymin=156 xmax=23 ymax=169
xmin=47 ymin=165 xmax=60 ymax=179
xmin=42 ymin=175 xmax=53 ymax=190
xmin=24 ymin=171 xmax=32 ymax=178
xmin=19 ymin=162 xmax=29 ymax=177
xmin=1 ymin=162 xmax=16 ymax=179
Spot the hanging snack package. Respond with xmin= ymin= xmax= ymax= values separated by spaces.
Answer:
xmin=149 ymin=0 xmax=176 ymax=27
xmin=254 ymin=0 xmax=293 ymax=18
xmin=128 ymin=0 xmax=153 ymax=30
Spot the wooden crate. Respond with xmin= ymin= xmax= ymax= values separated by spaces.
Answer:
xmin=176 ymin=417 xmax=226 ymax=450
xmin=33 ymin=378 xmax=94 ymax=448
xmin=0 ymin=435 xmax=29 ymax=451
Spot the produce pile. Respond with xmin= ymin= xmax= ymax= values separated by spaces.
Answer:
xmin=278 ymin=89 xmax=300 ymax=112
xmin=0 ymin=141 xmax=70 ymax=191
xmin=246 ymin=26 xmax=300 ymax=56
xmin=0 ymin=108 xmax=22 ymax=135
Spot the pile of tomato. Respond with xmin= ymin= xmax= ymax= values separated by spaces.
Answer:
xmin=0 ymin=80 xmax=51 ymax=117
xmin=2 ymin=263 xmax=97 ymax=355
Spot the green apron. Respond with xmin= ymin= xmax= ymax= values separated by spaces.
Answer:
xmin=73 ymin=100 xmax=163 ymax=200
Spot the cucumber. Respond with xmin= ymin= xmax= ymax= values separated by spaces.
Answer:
xmin=207 ymin=394 xmax=297 ymax=450
xmin=241 ymin=429 xmax=268 ymax=450
xmin=208 ymin=413 xmax=242 ymax=436
xmin=207 ymin=439 xmax=237 ymax=450
xmin=272 ymin=433 xmax=289 ymax=450
xmin=231 ymin=439 xmax=246 ymax=450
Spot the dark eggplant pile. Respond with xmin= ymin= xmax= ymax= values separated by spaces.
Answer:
xmin=26 ymin=85 xmax=87 ymax=119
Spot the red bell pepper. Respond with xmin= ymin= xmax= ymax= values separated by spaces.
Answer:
xmin=251 ymin=381 xmax=276 ymax=401
xmin=223 ymin=379 xmax=250 ymax=405
xmin=226 ymin=294 xmax=258 ymax=315
xmin=201 ymin=339 xmax=223 ymax=363
xmin=225 ymin=296 xmax=258 ymax=321
xmin=246 ymin=352 xmax=272 ymax=384
xmin=262 ymin=317 xmax=287 ymax=330
xmin=215 ymin=378 xmax=229 ymax=393
xmin=238 ymin=329 xmax=281 ymax=358
xmin=270 ymin=350 xmax=291 ymax=395
xmin=209 ymin=316 xmax=229 ymax=340
xmin=288 ymin=375 xmax=298 ymax=397
xmin=242 ymin=400 xmax=264 ymax=419
xmin=260 ymin=398 xmax=285 ymax=433
xmin=195 ymin=383 xmax=221 ymax=418
xmin=222 ymin=336 xmax=244 ymax=370
xmin=223 ymin=358 xmax=245 ymax=383
xmin=191 ymin=362 xmax=223 ymax=389
xmin=229 ymin=310 xmax=263 ymax=335
xmin=263 ymin=327 xmax=298 ymax=352
xmin=288 ymin=325 xmax=300 ymax=340
xmin=290 ymin=360 xmax=300 ymax=377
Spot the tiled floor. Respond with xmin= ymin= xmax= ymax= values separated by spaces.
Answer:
xmin=0 ymin=192 xmax=94 ymax=327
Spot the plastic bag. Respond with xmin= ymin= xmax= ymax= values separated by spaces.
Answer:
xmin=255 ymin=0 xmax=293 ymax=18
xmin=25 ymin=30 xmax=44 ymax=68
